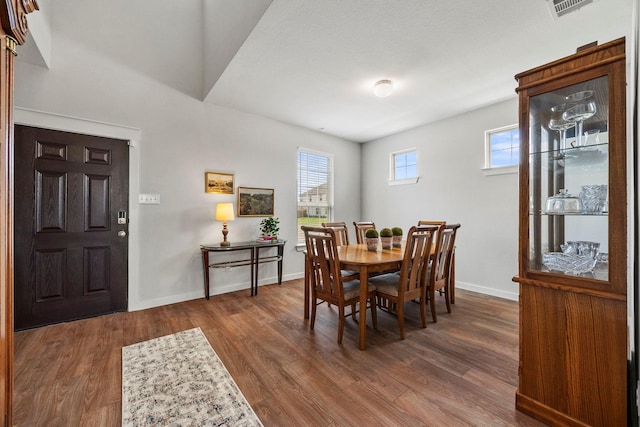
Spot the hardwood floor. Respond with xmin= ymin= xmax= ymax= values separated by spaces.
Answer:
xmin=14 ymin=279 xmax=546 ymax=426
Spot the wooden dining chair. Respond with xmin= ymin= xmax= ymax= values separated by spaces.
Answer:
xmin=426 ymin=223 xmax=460 ymax=323
xmin=417 ymin=221 xmax=453 ymax=303
xmin=369 ymin=225 xmax=438 ymax=339
xmin=302 ymin=226 xmax=378 ymax=344
xmin=353 ymin=221 xmax=376 ymax=244
xmin=321 ymin=222 xmax=350 ymax=246
xmin=444 ymin=223 xmax=461 ymax=305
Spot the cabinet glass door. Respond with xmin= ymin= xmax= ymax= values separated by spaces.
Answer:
xmin=528 ymin=76 xmax=608 ymax=280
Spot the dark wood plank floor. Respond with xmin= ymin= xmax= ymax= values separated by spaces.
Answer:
xmin=14 ymin=279 xmax=546 ymax=426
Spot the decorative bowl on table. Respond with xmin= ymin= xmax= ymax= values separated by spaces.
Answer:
xmin=542 ymin=252 xmax=598 ymax=275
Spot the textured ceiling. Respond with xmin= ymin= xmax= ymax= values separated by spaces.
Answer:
xmin=19 ymin=0 xmax=634 ymax=143
xmin=204 ymin=0 xmax=632 ymax=142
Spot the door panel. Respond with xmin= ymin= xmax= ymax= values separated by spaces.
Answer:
xmin=36 ymin=171 xmax=66 ymax=232
xmin=84 ymin=246 xmax=110 ymax=293
xmin=85 ymin=174 xmax=110 ymax=230
xmin=35 ymin=249 xmax=65 ymax=301
xmin=14 ymin=125 xmax=129 ymax=330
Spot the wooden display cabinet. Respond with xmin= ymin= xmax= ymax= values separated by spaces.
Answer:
xmin=513 ymin=38 xmax=627 ymax=426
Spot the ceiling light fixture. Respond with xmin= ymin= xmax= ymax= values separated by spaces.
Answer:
xmin=373 ymin=79 xmax=393 ymax=97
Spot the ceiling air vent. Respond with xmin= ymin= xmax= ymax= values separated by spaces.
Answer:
xmin=547 ymin=0 xmax=594 ymax=18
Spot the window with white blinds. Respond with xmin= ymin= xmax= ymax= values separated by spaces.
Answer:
xmin=296 ymin=149 xmax=334 ymax=244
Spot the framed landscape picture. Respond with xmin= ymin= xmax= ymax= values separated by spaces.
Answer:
xmin=238 ymin=187 xmax=274 ymax=216
xmin=205 ymin=172 xmax=234 ymax=194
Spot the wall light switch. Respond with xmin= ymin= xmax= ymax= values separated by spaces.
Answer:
xmin=138 ymin=194 xmax=160 ymax=204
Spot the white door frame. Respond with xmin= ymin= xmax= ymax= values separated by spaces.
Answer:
xmin=13 ymin=107 xmax=141 ymax=310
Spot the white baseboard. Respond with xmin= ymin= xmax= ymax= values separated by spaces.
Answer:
xmin=129 ymin=272 xmax=304 ymax=311
xmin=257 ymin=272 xmax=304 ymax=286
xmin=130 ymin=275 xmax=515 ymax=312
xmin=455 ymin=281 xmax=519 ymax=301
xmin=129 ymin=290 xmax=205 ymax=312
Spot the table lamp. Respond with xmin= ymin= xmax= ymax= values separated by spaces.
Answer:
xmin=215 ymin=202 xmax=235 ymax=246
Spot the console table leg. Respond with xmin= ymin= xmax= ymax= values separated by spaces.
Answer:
xmin=277 ymin=244 xmax=284 ymax=285
xmin=251 ymin=249 xmax=256 ymax=296
xmin=202 ymin=249 xmax=210 ymax=300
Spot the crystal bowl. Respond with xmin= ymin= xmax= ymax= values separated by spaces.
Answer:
xmin=542 ymin=252 xmax=597 ymax=275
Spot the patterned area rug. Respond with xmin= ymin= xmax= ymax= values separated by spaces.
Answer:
xmin=122 ymin=327 xmax=263 ymax=426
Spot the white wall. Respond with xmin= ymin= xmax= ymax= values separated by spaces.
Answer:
xmin=362 ymin=99 xmax=520 ymax=300
xmin=13 ymin=4 xmax=362 ymax=310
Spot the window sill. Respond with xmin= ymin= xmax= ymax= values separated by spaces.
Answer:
xmin=388 ymin=177 xmax=419 ymax=186
xmin=482 ymin=166 xmax=518 ymax=176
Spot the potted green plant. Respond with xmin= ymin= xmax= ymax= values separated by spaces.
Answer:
xmin=380 ymin=228 xmax=393 ymax=249
xmin=259 ymin=217 xmax=280 ymax=241
xmin=392 ymin=227 xmax=403 ymax=247
xmin=365 ymin=228 xmax=379 ymax=251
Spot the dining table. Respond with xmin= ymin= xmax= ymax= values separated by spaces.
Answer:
xmin=303 ymin=243 xmax=404 ymax=350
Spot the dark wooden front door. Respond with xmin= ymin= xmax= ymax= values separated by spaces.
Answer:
xmin=14 ymin=125 xmax=129 ymax=330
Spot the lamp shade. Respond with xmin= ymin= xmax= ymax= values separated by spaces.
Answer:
xmin=215 ymin=203 xmax=235 ymax=221
xmin=373 ymin=79 xmax=393 ymax=97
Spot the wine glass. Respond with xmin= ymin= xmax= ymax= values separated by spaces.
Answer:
xmin=563 ymin=90 xmax=596 ymax=148
xmin=548 ymin=103 xmax=575 ymax=155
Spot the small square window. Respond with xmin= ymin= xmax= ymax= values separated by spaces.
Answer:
xmin=390 ymin=149 xmax=418 ymax=184
xmin=484 ymin=125 xmax=519 ymax=173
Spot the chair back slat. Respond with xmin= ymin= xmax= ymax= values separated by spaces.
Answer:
xmin=417 ymin=220 xmax=446 ymax=227
xmin=353 ymin=221 xmax=376 ymax=244
xmin=417 ymin=220 xmax=446 ymax=249
xmin=321 ymin=222 xmax=350 ymax=246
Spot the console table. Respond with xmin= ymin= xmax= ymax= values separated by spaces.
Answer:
xmin=200 ymin=240 xmax=286 ymax=298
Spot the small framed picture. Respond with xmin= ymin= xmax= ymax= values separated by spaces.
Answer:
xmin=205 ymin=172 xmax=234 ymax=194
xmin=238 ymin=187 xmax=274 ymax=216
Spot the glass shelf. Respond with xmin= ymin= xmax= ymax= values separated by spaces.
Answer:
xmin=529 ymin=141 xmax=608 ymax=157
xmin=531 ymin=211 xmax=608 ymax=216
